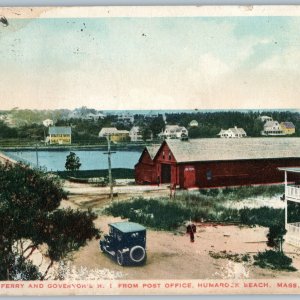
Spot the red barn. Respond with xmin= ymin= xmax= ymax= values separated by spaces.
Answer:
xmin=134 ymin=145 xmax=160 ymax=184
xmin=135 ymin=138 xmax=300 ymax=189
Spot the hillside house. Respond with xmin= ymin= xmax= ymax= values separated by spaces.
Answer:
xmin=85 ymin=112 xmax=105 ymax=121
xmin=99 ymin=127 xmax=129 ymax=143
xmin=48 ymin=126 xmax=72 ymax=144
xmin=258 ymin=115 xmax=273 ymax=123
xmin=217 ymin=126 xmax=247 ymax=138
xmin=135 ymin=138 xmax=300 ymax=189
xmin=280 ymin=122 xmax=296 ymax=135
xmin=129 ymin=126 xmax=143 ymax=142
xmin=42 ymin=119 xmax=54 ymax=127
xmin=159 ymin=125 xmax=188 ymax=139
xmin=262 ymin=121 xmax=285 ymax=136
xmin=117 ymin=113 xmax=134 ymax=124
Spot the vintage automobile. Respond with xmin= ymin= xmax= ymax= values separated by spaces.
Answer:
xmin=99 ymin=221 xmax=147 ymax=266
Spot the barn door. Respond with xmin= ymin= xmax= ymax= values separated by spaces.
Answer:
xmin=184 ymin=166 xmax=196 ymax=188
xmin=161 ymin=164 xmax=171 ymax=183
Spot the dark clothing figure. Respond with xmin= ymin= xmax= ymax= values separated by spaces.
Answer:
xmin=186 ymin=223 xmax=196 ymax=243
xmin=186 ymin=224 xmax=196 ymax=233
xmin=189 ymin=231 xmax=195 ymax=243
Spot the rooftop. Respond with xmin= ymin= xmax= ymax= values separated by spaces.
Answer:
xmin=163 ymin=138 xmax=300 ymax=163
xmin=99 ymin=127 xmax=129 ymax=137
xmin=146 ymin=144 xmax=161 ymax=160
xmin=49 ymin=126 xmax=71 ymax=135
xmin=278 ymin=167 xmax=300 ymax=173
xmin=281 ymin=122 xmax=295 ymax=129
xmin=109 ymin=222 xmax=146 ymax=233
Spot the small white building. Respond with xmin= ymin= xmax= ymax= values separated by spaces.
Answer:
xmin=189 ymin=120 xmax=199 ymax=127
xmin=258 ymin=115 xmax=273 ymax=123
xmin=160 ymin=125 xmax=188 ymax=139
xmin=117 ymin=113 xmax=134 ymax=124
xmin=129 ymin=126 xmax=143 ymax=142
xmin=218 ymin=126 xmax=247 ymax=138
xmin=85 ymin=112 xmax=105 ymax=121
xmin=263 ymin=120 xmax=285 ymax=136
xmin=42 ymin=119 xmax=54 ymax=127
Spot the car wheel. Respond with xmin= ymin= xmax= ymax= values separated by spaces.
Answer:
xmin=117 ymin=250 xmax=124 ymax=266
xmin=99 ymin=242 xmax=105 ymax=252
xmin=129 ymin=246 xmax=146 ymax=263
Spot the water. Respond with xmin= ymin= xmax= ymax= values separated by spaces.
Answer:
xmin=4 ymin=150 xmax=141 ymax=171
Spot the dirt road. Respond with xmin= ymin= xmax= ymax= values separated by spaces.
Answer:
xmin=63 ymin=181 xmax=170 ymax=209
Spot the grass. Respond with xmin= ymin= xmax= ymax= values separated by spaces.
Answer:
xmin=209 ymin=251 xmax=251 ymax=263
xmin=197 ymin=184 xmax=284 ymax=200
xmin=104 ymin=185 xmax=286 ymax=230
xmin=254 ymin=250 xmax=297 ymax=271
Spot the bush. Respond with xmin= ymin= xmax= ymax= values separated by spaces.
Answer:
xmin=104 ymin=194 xmax=286 ymax=230
xmin=105 ymin=198 xmax=190 ymax=230
xmin=240 ymin=207 xmax=284 ymax=227
xmin=254 ymin=250 xmax=296 ymax=271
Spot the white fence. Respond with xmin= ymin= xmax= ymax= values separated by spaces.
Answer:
xmin=286 ymin=223 xmax=300 ymax=247
xmin=286 ymin=185 xmax=300 ymax=201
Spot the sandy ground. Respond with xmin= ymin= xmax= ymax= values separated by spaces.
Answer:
xmin=59 ymin=181 xmax=300 ymax=280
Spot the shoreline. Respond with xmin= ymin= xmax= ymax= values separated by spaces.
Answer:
xmin=0 ymin=143 xmax=147 ymax=152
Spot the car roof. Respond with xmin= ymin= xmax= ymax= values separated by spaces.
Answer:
xmin=109 ymin=222 xmax=146 ymax=233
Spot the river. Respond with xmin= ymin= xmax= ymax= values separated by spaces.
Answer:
xmin=4 ymin=150 xmax=141 ymax=171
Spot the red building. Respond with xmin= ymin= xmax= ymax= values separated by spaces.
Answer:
xmin=135 ymin=138 xmax=300 ymax=189
xmin=135 ymin=145 xmax=160 ymax=184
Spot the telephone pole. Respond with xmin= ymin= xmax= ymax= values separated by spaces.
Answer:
xmin=104 ymin=135 xmax=116 ymax=201
xmin=35 ymin=144 xmax=39 ymax=168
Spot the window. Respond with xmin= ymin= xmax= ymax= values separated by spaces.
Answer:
xmin=162 ymin=151 xmax=165 ymax=159
xmin=206 ymin=170 xmax=212 ymax=181
xmin=168 ymin=152 xmax=172 ymax=160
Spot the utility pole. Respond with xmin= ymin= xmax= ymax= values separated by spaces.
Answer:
xmin=35 ymin=144 xmax=39 ymax=168
xmin=104 ymin=135 xmax=116 ymax=201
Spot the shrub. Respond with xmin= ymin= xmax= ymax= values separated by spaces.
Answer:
xmin=240 ymin=207 xmax=284 ymax=227
xmin=254 ymin=250 xmax=296 ymax=271
xmin=105 ymin=198 xmax=190 ymax=230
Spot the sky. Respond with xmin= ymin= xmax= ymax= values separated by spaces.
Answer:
xmin=1 ymin=14 xmax=300 ymax=110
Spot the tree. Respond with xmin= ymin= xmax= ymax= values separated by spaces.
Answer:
xmin=140 ymin=126 xmax=152 ymax=141
xmin=149 ymin=115 xmax=165 ymax=137
xmin=65 ymin=152 xmax=81 ymax=174
xmin=267 ymin=225 xmax=287 ymax=253
xmin=0 ymin=163 xmax=99 ymax=280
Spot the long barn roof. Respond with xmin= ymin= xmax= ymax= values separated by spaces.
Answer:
xmin=165 ymin=138 xmax=300 ymax=163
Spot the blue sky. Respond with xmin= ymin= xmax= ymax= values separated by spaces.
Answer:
xmin=0 ymin=15 xmax=300 ymax=110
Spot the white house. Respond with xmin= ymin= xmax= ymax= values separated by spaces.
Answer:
xmin=218 ymin=126 xmax=247 ymax=138
xmin=99 ymin=127 xmax=129 ymax=142
xmin=117 ymin=113 xmax=134 ymax=124
xmin=160 ymin=125 xmax=188 ymax=139
xmin=85 ymin=112 xmax=105 ymax=121
xmin=258 ymin=115 xmax=273 ymax=123
xmin=129 ymin=126 xmax=143 ymax=142
xmin=263 ymin=120 xmax=285 ymax=136
xmin=42 ymin=119 xmax=54 ymax=127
